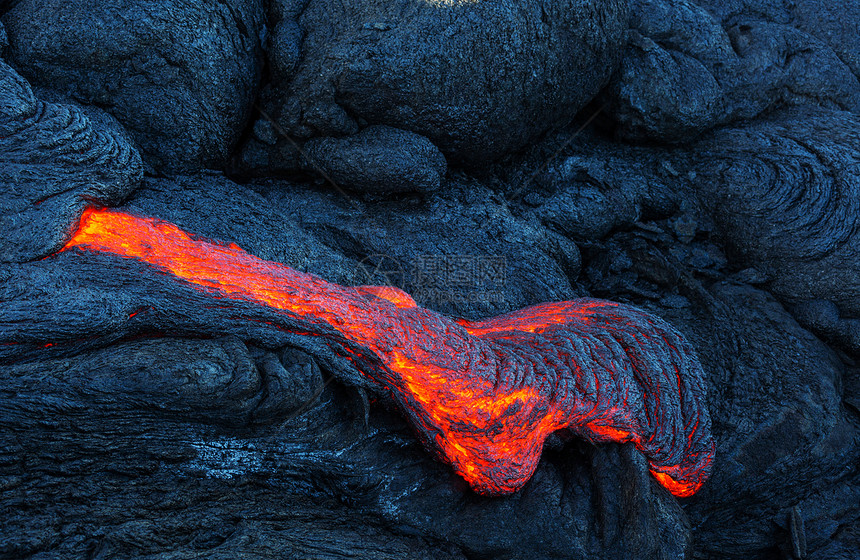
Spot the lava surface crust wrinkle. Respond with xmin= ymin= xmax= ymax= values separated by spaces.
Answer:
xmin=59 ymin=207 xmax=715 ymax=497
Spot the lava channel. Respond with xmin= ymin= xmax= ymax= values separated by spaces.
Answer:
xmin=59 ymin=207 xmax=715 ymax=497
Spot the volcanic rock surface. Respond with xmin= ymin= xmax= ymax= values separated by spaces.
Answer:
xmin=1 ymin=0 xmax=859 ymax=559
xmin=603 ymin=0 xmax=860 ymax=140
xmin=1 ymin=0 xmax=265 ymax=172
xmin=236 ymin=0 xmax=628 ymax=185
xmin=0 ymin=60 xmax=142 ymax=262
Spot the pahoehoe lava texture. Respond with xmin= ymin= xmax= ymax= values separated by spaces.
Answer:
xmin=0 ymin=60 xmax=141 ymax=263
xmin=684 ymin=107 xmax=860 ymax=317
xmin=1 ymin=207 xmax=714 ymax=497
xmin=1 ymin=0 xmax=265 ymax=172
xmin=3 ymin=0 xmax=860 ymax=557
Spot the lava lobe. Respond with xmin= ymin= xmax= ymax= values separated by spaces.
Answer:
xmin=60 ymin=207 xmax=715 ymax=497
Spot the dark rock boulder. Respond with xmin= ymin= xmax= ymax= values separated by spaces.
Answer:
xmin=603 ymin=0 xmax=731 ymax=139
xmin=603 ymin=0 xmax=860 ymax=140
xmin=303 ymin=125 xmax=447 ymax=193
xmin=1 ymin=0 xmax=265 ymax=172
xmin=307 ymin=0 xmax=627 ymax=163
xmin=238 ymin=0 xmax=628 ymax=185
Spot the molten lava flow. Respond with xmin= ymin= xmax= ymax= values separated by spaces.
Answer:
xmin=60 ymin=207 xmax=715 ymax=497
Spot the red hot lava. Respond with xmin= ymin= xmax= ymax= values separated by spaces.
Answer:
xmin=61 ymin=207 xmax=715 ymax=497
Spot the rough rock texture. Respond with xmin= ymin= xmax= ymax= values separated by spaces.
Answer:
xmin=0 ymin=335 xmax=692 ymax=560
xmin=1 ymin=0 xmax=265 ymax=172
xmin=530 ymin=105 xmax=860 ymax=356
xmin=237 ymin=0 xmax=628 ymax=187
xmin=2 ymin=0 xmax=860 ymax=558
xmin=0 ymin=60 xmax=141 ymax=262
xmin=603 ymin=0 xmax=860 ymax=140
xmin=793 ymin=300 xmax=860 ymax=357
xmin=303 ymin=125 xmax=448 ymax=193
xmin=298 ymin=0 xmax=627 ymax=162
xmin=666 ymin=284 xmax=856 ymax=558
xmin=0 ymin=19 xmax=7 ymax=55
xmin=256 ymin=176 xmax=582 ymax=320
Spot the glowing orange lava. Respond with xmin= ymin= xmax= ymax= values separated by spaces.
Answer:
xmin=60 ymin=207 xmax=715 ymax=497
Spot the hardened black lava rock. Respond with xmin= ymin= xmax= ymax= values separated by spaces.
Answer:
xmin=683 ymin=106 xmax=860 ymax=318
xmin=1 ymin=0 xmax=860 ymax=558
xmin=530 ymin=105 xmax=860 ymax=360
xmin=1 ymin=0 xmax=265 ymax=172
xmin=302 ymin=125 xmax=448 ymax=193
xmin=0 ymin=60 xmax=141 ymax=263
xmin=236 ymin=0 xmax=628 ymax=190
xmin=0 ymin=19 xmax=7 ymax=56
xmin=603 ymin=0 xmax=860 ymax=141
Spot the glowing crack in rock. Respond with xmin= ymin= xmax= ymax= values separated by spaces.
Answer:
xmin=60 ymin=207 xmax=715 ymax=497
